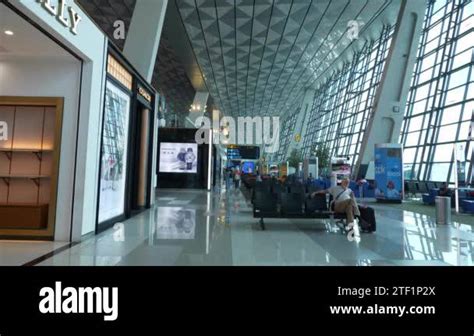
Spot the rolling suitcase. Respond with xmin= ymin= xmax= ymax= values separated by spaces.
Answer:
xmin=358 ymin=205 xmax=376 ymax=232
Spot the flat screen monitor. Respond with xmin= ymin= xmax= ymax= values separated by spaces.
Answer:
xmin=227 ymin=146 xmax=260 ymax=160
xmin=241 ymin=161 xmax=255 ymax=174
xmin=159 ymin=143 xmax=198 ymax=173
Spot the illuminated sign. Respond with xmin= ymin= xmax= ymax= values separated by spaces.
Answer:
xmin=36 ymin=0 xmax=82 ymax=35
xmin=138 ymin=86 xmax=152 ymax=103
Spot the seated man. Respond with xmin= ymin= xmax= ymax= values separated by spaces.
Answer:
xmin=439 ymin=182 xmax=452 ymax=197
xmin=311 ymin=177 xmax=360 ymax=230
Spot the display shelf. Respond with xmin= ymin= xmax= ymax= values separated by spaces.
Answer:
xmin=0 ymin=97 xmax=63 ymax=237
xmin=0 ymin=202 xmax=49 ymax=206
xmin=0 ymin=148 xmax=53 ymax=152
xmin=0 ymin=175 xmax=50 ymax=187
xmin=0 ymin=174 xmax=50 ymax=179
xmin=0 ymin=149 xmax=53 ymax=161
xmin=0 ymin=203 xmax=49 ymax=229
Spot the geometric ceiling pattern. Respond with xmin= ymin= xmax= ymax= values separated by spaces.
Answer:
xmin=76 ymin=0 xmax=136 ymax=50
xmin=176 ymin=0 xmax=399 ymax=118
xmin=154 ymin=35 xmax=196 ymax=121
xmin=77 ymin=0 xmax=196 ymax=120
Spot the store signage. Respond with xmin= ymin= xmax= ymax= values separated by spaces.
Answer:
xmin=36 ymin=0 xmax=82 ymax=35
xmin=138 ymin=86 xmax=152 ymax=103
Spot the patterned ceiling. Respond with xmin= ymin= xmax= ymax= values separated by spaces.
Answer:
xmin=76 ymin=0 xmax=196 ymax=121
xmin=176 ymin=0 xmax=400 ymax=118
xmin=77 ymin=0 xmax=401 ymax=121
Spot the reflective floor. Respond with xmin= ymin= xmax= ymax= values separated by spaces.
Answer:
xmin=32 ymin=186 xmax=474 ymax=266
xmin=0 ymin=241 xmax=68 ymax=266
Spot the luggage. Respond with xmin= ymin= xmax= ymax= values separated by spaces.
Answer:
xmin=305 ymin=194 xmax=328 ymax=213
xmin=358 ymin=205 xmax=376 ymax=232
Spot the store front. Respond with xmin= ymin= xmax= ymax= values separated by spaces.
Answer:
xmin=0 ymin=1 xmax=89 ymax=240
xmin=0 ymin=0 xmax=103 ymax=241
xmin=96 ymin=46 xmax=157 ymax=233
xmin=0 ymin=0 xmax=158 ymax=241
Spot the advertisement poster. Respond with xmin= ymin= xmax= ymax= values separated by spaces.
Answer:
xmin=159 ymin=143 xmax=198 ymax=173
xmin=156 ymin=207 xmax=196 ymax=240
xmin=455 ymin=143 xmax=466 ymax=186
xmin=375 ymin=144 xmax=403 ymax=202
xmin=331 ymin=157 xmax=351 ymax=182
xmin=98 ymin=81 xmax=131 ymax=223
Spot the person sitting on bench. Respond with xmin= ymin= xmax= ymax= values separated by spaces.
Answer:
xmin=311 ymin=177 xmax=360 ymax=230
xmin=439 ymin=182 xmax=452 ymax=197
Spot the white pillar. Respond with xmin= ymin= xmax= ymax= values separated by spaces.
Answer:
xmin=123 ymin=0 xmax=168 ymax=82
xmin=355 ymin=0 xmax=427 ymax=177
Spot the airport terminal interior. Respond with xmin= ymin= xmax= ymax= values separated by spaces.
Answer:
xmin=0 ymin=0 xmax=473 ymax=266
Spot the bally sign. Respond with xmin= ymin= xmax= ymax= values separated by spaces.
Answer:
xmin=36 ymin=0 xmax=82 ymax=35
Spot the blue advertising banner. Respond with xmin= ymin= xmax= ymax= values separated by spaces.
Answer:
xmin=375 ymin=144 xmax=403 ymax=202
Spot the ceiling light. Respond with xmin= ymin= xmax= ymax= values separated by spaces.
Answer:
xmin=4 ymin=30 xmax=14 ymax=36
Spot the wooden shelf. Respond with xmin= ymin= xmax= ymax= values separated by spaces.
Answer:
xmin=0 ymin=175 xmax=50 ymax=179
xmin=0 ymin=149 xmax=53 ymax=161
xmin=0 ymin=202 xmax=49 ymax=206
xmin=0 ymin=148 xmax=53 ymax=153
xmin=0 ymin=203 xmax=49 ymax=229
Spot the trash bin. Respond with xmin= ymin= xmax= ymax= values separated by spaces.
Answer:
xmin=435 ymin=196 xmax=451 ymax=225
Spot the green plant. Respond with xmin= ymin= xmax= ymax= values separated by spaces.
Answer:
xmin=287 ymin=149 xmax=302 ymax=169
xmin=313 ymin=144 xmax=331 ymax=170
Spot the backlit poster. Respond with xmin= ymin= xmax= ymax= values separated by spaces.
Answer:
xmin=98 ymin=81 xmax=131 ymax=223
xmin=331 ymin=157 xmax=351 ymax=182
xmin=159 ymin=143 xmax=198 ymax=173
xmin=375 ymin=144 xmax=403 ymax=202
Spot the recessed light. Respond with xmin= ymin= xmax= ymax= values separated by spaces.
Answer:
xmin=4 ymin=30 xmax=14 ymax=36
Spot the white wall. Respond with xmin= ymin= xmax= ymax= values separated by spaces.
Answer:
xmin=0 ymin=56 xmax=81 ymax=240
xmin=11 ymin=0 xmax=108 ymax=240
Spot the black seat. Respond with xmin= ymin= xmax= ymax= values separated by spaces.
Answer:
xmin=426 ymin=182 xmax=436 ymax=190
xmin=253 ymin=190 xmax=278 ymax=215
xmin=407 ymin=181 xmax=417 ymax=197
xmin=305 ymin=194 xmax=328 ymax=213
xmin=307 ymin=185 xmax=322 ymax=194
xmin=272 ymin=183 xmax=283 ymax=194
xmin=280 ymin=193 xmax=305 ymax=215
xmin=417 ymin=182 xmax=428 ymax=194
xmin=288 ymin=182 xmax=305 ymax=194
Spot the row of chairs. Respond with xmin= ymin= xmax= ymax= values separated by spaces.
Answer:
xmin=251 ymin=182 xmax=345 ymax=230
xmin=405 ymin=181 xmax=446 ymax=198
xmin=252 ymin=181 xmax=323 ymax=201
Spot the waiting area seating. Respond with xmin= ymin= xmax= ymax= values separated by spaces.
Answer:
xmin=249 ymin=180 xmax=346 ymax=231
xmin=461 ymin=200 xmax=474 ymax=214
xmin=412 ymin=180 xmax=474 ymax=214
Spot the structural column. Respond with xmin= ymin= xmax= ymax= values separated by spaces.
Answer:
xmin=123 ymin=0 xmax=168 ymax=82
xmin=286 ymin=89 xmax=315 ymax=158
xmin=355 ymin=0 xmax=427 ymax=177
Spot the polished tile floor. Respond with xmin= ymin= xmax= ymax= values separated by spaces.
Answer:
xmin=0 ymin=241 xmax=68 ymax=266
xmin=28 ymin=186 xmax=474 ymax=266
